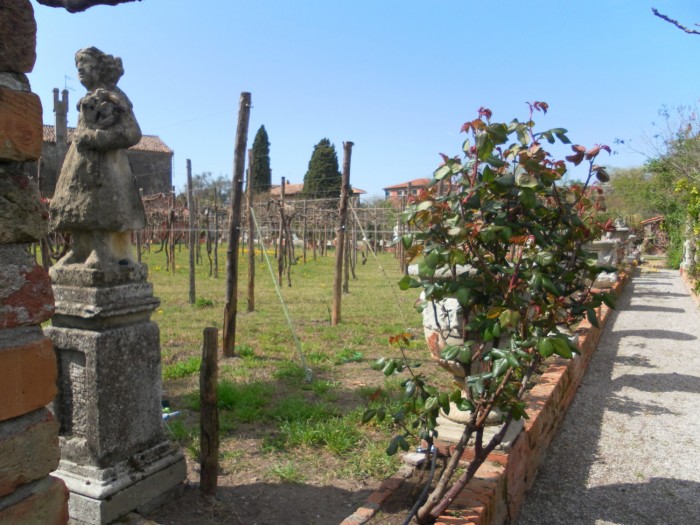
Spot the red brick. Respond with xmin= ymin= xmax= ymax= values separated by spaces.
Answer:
xmin=0 ymin=336 xmax=57 ymax=421
xmin=380 ymin=476 xmax=403 ymax=491
xmin=0 ymin=259 xmax=54 ymax=329
xmin=0 ymin=170 xmax=48 ymax=243
xmin=0 ymin=409 xmax=60 ymax=498
xmin=366 ymin=490 xmax=391 ymax=506
xmin=435 ymin=516 xmax=474 ymax=524
xmin=0 ymin=0 xmax=36 ymax=73
xmin=355 ymin=505 xmax=377 ymax=519
xmin=0 ymin=476 xmax=68 ymax=525
xmin=0 ymin=89 xmax=43 ymax=161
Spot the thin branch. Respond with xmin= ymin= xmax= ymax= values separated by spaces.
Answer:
xmin=652 ymin=7 xmax=700 ymax=35
xmin=36 ymin=0 xmax=141 ymax=13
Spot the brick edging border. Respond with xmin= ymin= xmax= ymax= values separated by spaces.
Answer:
xmin=342 ymin=272 xmax=629 ymax=525
xmin=679 ymin=268 xmax=700 ymax=310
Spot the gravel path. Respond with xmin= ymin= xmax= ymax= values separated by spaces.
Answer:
xmin=516 ymin=269 xmax=700 ymax=525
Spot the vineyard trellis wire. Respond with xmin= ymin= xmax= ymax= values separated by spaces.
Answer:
xmin=35 ymin=191 xmax=408 ymax=273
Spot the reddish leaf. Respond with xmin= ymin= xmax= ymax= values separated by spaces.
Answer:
xmin=585 ymin=146 xmax=601 ymax=159
xmin=566 ymin=152 xmax=585 ymax=165
xmin=368 ymin=388 xmax=383 ymax=402
xmin=533 ymin=101 xmax=549 ymax=114
xmin=478 ymin=106 xmax=493 ymax=120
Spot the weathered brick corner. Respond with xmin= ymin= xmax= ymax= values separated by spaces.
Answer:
xmin=0 ymin=0 xmax=69 ymax=522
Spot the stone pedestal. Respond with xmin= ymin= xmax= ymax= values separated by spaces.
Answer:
xmin=588 ymin=239 xmax=619 ymax=267
xmin=47 ymin=264 xmax=185 ymax=524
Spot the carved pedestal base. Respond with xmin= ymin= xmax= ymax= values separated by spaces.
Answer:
xmin=47 ymin=265 xmax=185 ymax=524
xmin=54 ymin=443 xmax=185 ymax=525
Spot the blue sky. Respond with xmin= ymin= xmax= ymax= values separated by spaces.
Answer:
xmin=30 ymin=0 xmax=700 ymax=199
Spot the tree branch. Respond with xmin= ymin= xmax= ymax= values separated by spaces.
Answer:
xmin=35 ymin=0 xmax=141 ymax=13
xmin=652 ymin=7 xmax=700 ymax=35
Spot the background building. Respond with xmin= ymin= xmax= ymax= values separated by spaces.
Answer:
xmin=34 ymin=88 xmax=173 ymax=197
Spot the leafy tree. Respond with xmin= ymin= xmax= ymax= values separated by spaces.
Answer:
xmin=302 ymin=138 xmax=341 ymax=199
xmin=364 ymin=103 xmax=612 ymax=523
xmin=643 ymin=106 xmax=700 ymax=267
xmin=184 ymin=171 xmax=230 ymax=206
xmin=251 ymin=125 xmax=272 ymax=193
xmin=603 ymin=167 xmax=656 ymax=225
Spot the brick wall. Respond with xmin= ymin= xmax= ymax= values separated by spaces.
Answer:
xmin=0 ymin=1 xmax=69 ymax=522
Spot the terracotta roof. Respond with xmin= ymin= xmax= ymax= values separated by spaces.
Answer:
xmin=43 ymin=125 xmax=173 ymax=154
xmin=269 ymin=183 xmax=304 ymax=196
xmin=382 ymin=178 xmax=431 ymax=191
xmin=269 ymin=183 xmax=365 ymax=196
xmin=640 ymin=216 xmax=664 ymax=225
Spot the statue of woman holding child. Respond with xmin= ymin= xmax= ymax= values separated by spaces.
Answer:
xmin=50 ymin=46 xmax=145 ymax=270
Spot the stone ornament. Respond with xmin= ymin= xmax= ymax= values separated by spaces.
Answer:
xmin=49 ymin=47 xmax=145 ymax=271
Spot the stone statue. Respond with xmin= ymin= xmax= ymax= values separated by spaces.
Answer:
xmin=49 ymin=46 xmax=145 ymax=270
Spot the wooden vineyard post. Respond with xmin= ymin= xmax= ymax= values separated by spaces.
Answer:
xmin=187 ymin=159 xmax=196 ymax=305
xmin=169 ymin=185 xmax=176 ymax=273
xmin=200 ymin=327 xmax=219 ymax=496
xmin=278 ymin=177 xmax=286 ymax=286
xmin=246 ymin=149 xmax=255 ymax=313
xmin=332 ymin=141 xmax=353 ymax=326
xmin=404 ymin=181 xmax=412 ymax=275
xmin=213 ymin=187 xmax=219 ymax=279
xmin=223 ymin=92 xmax=252 ymax=357
xmin=343 ymin=228 xmax=350 ymax=293
xmin=302 ymin=199 xmax=307 ymax=264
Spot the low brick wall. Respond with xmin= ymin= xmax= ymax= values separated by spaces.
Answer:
xmin=345 ymin=273 xmax=627 ymax=525
xmin=679 ymin=268 xmax=700 ymax=310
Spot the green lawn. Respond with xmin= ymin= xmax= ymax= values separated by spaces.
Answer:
xmin=141 ymin=243 xmax=440 ymax=485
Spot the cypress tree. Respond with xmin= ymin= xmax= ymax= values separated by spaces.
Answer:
xmin=251 ymin=125 xmax=271 ymax=193
xmin=302 ymin=138 xmax=341 ymax=199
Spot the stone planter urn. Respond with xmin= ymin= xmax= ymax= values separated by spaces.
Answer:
xmin=409 ymin=265 xmax=502 ymax=430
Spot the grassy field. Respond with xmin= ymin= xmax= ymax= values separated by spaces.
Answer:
xmin=142 ymin=243 xmax=441 ymax=488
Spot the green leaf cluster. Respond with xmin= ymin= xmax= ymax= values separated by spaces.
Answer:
xmin=367 ymin=103 xmax=615 ymax=473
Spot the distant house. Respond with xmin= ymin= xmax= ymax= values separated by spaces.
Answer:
xmin=269 ymin=182 xmax=366 ymax=204
xmin=32 ymin=88 xmax=173 ymax=198
xmin=382 ymin=178 xmax=431 ymax=201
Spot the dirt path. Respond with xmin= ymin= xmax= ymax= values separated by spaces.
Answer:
xmin=516 ymin=269 xmax=700 ymax=525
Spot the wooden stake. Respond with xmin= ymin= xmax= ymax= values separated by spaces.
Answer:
xmin=200 ymin=327 xmax=219 ymax=496
xmin=213 ymin=187 xmax=219 ymax=279
xmin=278 ymin=177 xmax=286 ymax=286
xmin=343 ymin=229 xmax=350 ymax=293
xmin=332 ymin=141 xmax=353 ymax=326
xmin=169 ymin=185 xmax=176 ymax=273
xmin=223 ymin=92 xmax=252 ymax=357
xmin=302 ymin=199 xmax=307 ymax=264
xmin=187 ymin=160 xmax=196 ymax=305
xmin=246 ymin=149 xmax=255 ymax=313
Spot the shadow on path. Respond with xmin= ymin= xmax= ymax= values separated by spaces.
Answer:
xmin=516 ymin=272 xmax=700 ymax=525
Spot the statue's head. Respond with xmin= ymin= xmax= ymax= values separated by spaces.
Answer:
xmin=75 ymin=47 xmax=124 ymax=90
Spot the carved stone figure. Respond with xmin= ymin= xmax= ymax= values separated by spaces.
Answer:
xmin=49 ymin=47 xmax=145 ymax=270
